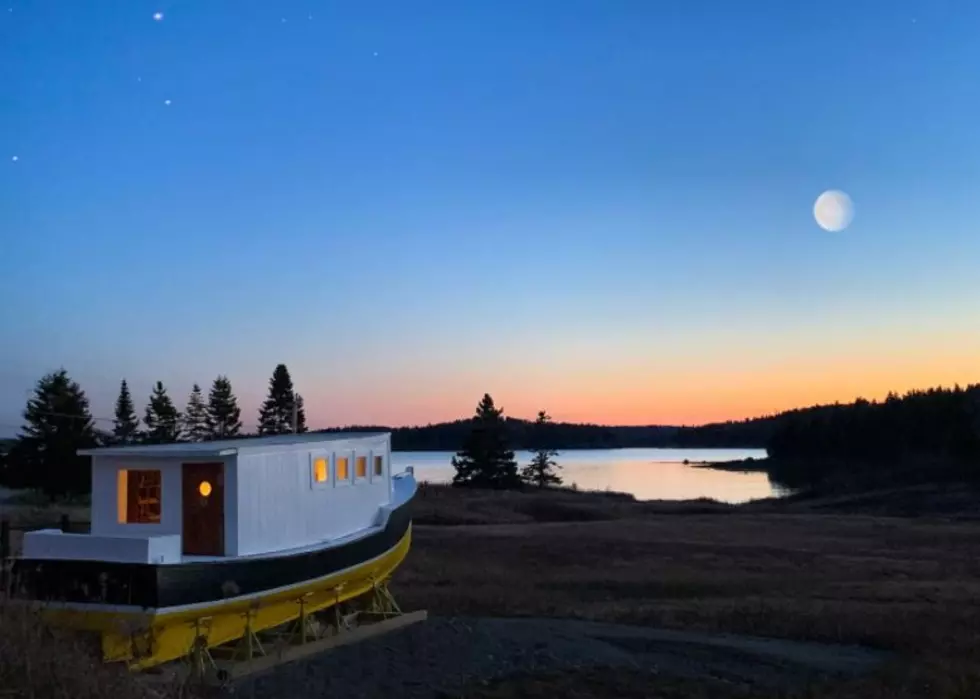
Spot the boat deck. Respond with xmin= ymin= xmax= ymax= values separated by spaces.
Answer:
xmin=182 ymin=523 xmax=382 ymax=563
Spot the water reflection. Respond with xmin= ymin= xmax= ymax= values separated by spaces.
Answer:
xmin=391 ymin=448 xmax=780 ymax=504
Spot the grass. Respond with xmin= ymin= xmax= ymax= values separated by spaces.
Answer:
xmin=411 ymin=481 xmax=732 ymax=526
xmin=3 ymin=482 xmax=980 ymax=697
xmin=396 ymin=484 xmax=980 ymax=698
xmin=0 ymin=600 xmax=197 ymax=699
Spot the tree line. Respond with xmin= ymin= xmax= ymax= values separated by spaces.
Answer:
xmin=327 ymin=416 xmax=780 ymax=451
xmin=765 ymin=384 xmax=980 ymax=491
xmin=9 ymin=359 xmax=974 ymax=499
xmin=117 ymin=363 xmax=307 ymax=445
xmin=0 ymin=364 xmax=309 ymax=497
xmin=0 ymin=365 xmax=565 ymax=498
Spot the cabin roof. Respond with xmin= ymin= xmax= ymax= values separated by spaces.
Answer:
xmin=77 ymin=431 xmax=390 ymax=458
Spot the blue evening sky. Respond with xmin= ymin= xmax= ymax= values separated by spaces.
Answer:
xmin=2 ymin=1 xmax=979 ymax=432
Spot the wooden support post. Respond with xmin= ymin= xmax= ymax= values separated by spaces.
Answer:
xmin=220 ymin=610 xmax=428 ymax=682
xmin=188 ymin=617 xmax=217 ymax=681
xmin=1 ymin=519 xmax=9 ymax=561
xmin=333 ymin=588 xmax=342 ymax=634
xmin=59 ymin=513 xmax=70 ymax=532
xmin=298 ymin=596 xmax=309 ymax=645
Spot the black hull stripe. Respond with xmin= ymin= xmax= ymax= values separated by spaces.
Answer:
xmin=12 ymin=496 xmax=413 ymax=609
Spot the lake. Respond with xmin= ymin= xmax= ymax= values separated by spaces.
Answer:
xmin=391 ymin=448 xmax=782 ymax=504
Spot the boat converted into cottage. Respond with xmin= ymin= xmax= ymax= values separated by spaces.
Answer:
xmin=11 ymin=431 xmax=417 ymax=669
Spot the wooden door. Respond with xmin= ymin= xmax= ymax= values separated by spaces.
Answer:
xmin=181 ymin=462 xmax=225 ymax=556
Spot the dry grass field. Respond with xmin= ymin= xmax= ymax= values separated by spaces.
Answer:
xmin=396 ymin=484 xmax=980 ymax=698
xmin=3 ymin=483 xmax=980 ymax=697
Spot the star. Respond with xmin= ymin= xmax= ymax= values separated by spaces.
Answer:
xmin=11 ymin=155 xmax=18 ymax=162
xmin=153 ymin=12 xmax=163 ymax=21
xmin=373 ymin=51 xmax=379 ymax=57
xmin=164 ymin=99 xmax=172 ymax=106
xmin=281 ymin=17 xmax=287 ymax=23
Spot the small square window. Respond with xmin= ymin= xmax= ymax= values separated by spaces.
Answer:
xmin=373 ymin=455 xmax=384 ymax=477
xmin=336 ymin=456 xmax=350 ymax=482
xmin=313 ymin=457 xmax=328 ymax=483
xmin=118 ymin=469 xmax=162 ymax=524
xmin=355 ymin=456 xmax=367 ymax=480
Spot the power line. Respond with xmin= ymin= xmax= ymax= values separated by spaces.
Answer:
xmin=0 ymin=410 xmax=118 ymax=434
xmin=5 ymin=410 xmax=115 ymax=423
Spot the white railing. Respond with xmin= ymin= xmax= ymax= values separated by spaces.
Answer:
xmin=22 ymin=530 xmax=182 ymax=564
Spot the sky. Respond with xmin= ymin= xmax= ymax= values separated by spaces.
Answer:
xmin=2 ymin=1 xmax=980 ymax=434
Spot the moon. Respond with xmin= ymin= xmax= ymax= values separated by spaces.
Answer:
xmin=813 ymin=190 xmax=854 ymax=232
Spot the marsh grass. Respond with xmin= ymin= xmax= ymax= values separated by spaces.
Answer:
xmin=0 ymin=599 xmax=200 ymax=699
xmin=398 ymin=487 xmax=980 ymax=698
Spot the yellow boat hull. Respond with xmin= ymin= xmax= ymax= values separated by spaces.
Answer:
xmin=36 ymin=526 xmax=412 ymax=669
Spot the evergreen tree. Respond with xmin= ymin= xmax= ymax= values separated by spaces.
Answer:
xmin=258 ymin=364 xmax=301 ymax=435
xmin=294 ymin=393 xmax=308 ymax=433
xmin=521 ymin=410 xmax=562 ymax=487
xmin=112 ymin=378 xmax=141 ymax=444
xmin=182 ymin=383 xmax=209 ymax=442
xmin=11 ymin=369 xmax=98 ymax=498
xmin=206 ymin=375 xmax=242 ymax=439
xmin=144 ymin=381 xmax=182 ymax=443
xmin=452 ymin=393 xmax=521 ymax=489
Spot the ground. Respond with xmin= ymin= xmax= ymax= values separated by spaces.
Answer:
xmin=3 ymin=482 xmax=980 ymax=697
xmin=393 ymin=484 xmax=980 ymax=697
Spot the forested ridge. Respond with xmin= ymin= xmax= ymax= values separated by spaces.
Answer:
xmin=765 ymin=384 xmax=980 ymax=490
xmin=325 ymin=415 xmax=779 ymax=451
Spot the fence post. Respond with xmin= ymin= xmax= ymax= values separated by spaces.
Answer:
xmin=1 ymin=519 xmax=9 ymax=561
xmin=60 ymin=513 xmax=70 ymax=532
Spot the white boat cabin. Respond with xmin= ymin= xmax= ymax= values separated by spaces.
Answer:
xmin=22 ymin=432 xmax=397 ymax=564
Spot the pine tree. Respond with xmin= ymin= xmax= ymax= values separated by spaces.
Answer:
xmin=258 ymin=364 xmax=301 ymax=435
xmin=182 ymin=383 xmax=209 ymax=442
xmin=112 ymin=378 xmax=141 ymax=444
xmin=144 ymin=381 xmax=182 ymax=443
xmin=206 ymin=375 xmax=242 ymax=439
xmin=295 ymin=393 xmax=308 ymax=433
xmin=11 ymin=369 xmax=99 ymax=498
xmin=451 ymin=393 xmax=521 ymax=489
xmin=521 ymin=410 xmax=562 ymax=487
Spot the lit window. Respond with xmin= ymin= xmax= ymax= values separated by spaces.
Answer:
xmin=313 ymin=457 xmax=328 ymax=483
xmin=355 ymin=456 xmax=367 ymax=479
xmin=118 ymin=469 xmax=162 ymax=524
xmin=373 ymin=455 xmax=384 ymax=477
xmin=336 ymin=456 xmax=349 ymax=481
xmin=199 ymin=480 xmax=213 ymax=497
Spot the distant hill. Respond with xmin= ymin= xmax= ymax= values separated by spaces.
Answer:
xmin=318 ymin=415 xmax=779 ymax=451
xmin=765 ymin=384 xmax=980 ymax=490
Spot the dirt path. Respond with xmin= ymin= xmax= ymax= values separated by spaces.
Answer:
xmin=235 ymin=616 xmax=889 ymax=698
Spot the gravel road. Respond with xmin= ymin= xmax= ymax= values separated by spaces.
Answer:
xmin=233 ymin=616 xmax=889 ymax=699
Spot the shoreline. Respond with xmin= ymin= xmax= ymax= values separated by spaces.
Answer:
xmin=688 ymin=457 xmax=771 ymax=474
